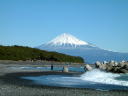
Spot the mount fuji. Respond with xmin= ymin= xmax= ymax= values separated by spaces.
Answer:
xmin=37 ymin=33 xmax=128 ymax=64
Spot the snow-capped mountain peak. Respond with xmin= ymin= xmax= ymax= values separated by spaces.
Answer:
xmin=47 ymin=33 xmax=89 ymax=46
xmin=37 ymin=33 xmax=128 ymax=63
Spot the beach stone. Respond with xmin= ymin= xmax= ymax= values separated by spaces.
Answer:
xmin=95 ymin=61 xmax=107 ymax=70
xmin=119 ymin=69 xmax=128 ymax=73
xmin=109 ymin=60 xmax=115 ymax=66
xmin=122 ymin=64 xmax=128 ymax=70
xmin=100 ymin=64 xmax=107 ymax=70
xmin=118 ymin=62 xmax=125 ymax=67
xmin=113 ymin=67 xmax=120 ymax=72
xmin=114 ymin=62 xmax=118 ymax=66
xmin=103 ymin=61 xmax=107 ymax=64
xmin=95 ymin=61 xmax=101 ymax=68
xmin=63 ymin=66 xmax=69 ymax=72
xmin=94 ymin=60 xmax=128 ymax=73
xmin=106 ymin=65 xmax=113 ymax=71
xmin=84 ymin=64 xmax=93 ymax=71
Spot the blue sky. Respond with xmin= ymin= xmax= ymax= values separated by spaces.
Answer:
xmin=0 ymin=0 xmax=128 ymax=52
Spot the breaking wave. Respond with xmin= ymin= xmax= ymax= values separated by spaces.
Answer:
xmin=21 ymin=69 xmax=128 ymax=90
xmin=80 ymin=69 xmax=128 ymax=87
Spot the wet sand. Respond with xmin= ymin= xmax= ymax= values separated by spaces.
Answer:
xmin=0 ymin=63 xmax=128 ymax=96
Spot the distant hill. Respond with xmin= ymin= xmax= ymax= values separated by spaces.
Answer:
xmin=37 ymin=33 xmax=128 ymax=64
xmin=0 ymin=45 xmax=84 ymax=63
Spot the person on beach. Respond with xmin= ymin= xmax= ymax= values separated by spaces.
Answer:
xmin=51 ymin=64 xmax=53 ymax=70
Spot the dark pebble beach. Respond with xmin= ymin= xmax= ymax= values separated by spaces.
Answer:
xmin=0 ymin=61 xmax=128 ymax=96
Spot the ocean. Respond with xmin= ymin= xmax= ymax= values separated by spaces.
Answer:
xmin=14 ymin=67 xmax=128 ymax=91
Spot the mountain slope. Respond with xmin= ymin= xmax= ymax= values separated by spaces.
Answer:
xmin=47 ymin=33 xmax=89 ymax=46
xmin=37 ymin=33 xmax=128 ymax=64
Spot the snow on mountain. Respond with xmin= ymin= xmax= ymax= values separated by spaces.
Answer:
xmin=37 ymin=33 xmax=128 ymax=63
xmin=47 ymin=33 xmax=89 ymax=47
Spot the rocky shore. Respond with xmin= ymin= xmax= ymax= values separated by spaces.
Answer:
xmin=0 ymin=62 xmax=128 ymax=96
xmin=95 ymin=61 xmax=128 ymax=73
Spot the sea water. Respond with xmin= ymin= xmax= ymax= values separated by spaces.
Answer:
xmin=10 ymin=66 xmax=85 ymax=72
xmin=21 ymin=69 xmax=128 ymax=90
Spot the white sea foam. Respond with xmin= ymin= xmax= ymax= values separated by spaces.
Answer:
xmin=22 ymin=69 xmax=128 ymax=89
xmin=80 ymin=69 xmax=128 ymax=86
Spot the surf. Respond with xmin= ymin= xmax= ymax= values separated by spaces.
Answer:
xmin=21 ymin=69 xmax=128 ymax=90
xmin=80 ymin=69 xmax=128 ymax=86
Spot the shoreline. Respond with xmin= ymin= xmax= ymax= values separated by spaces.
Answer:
xmin=0 ymin=60 xmax=85 ymax=65
xmin=0 ymin=63 xmax=128 ymax=96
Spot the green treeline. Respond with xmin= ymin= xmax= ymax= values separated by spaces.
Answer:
xmin=0 ymin=45 xmax=84 ymax=63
